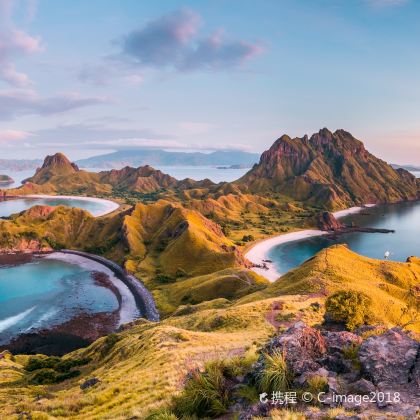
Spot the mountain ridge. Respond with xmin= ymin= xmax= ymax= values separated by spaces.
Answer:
xmin=237 ymin=128 xmax=419 ymax=209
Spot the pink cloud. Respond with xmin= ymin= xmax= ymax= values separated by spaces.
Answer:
xmin=0 ymin=129 xmax=33 ymax=143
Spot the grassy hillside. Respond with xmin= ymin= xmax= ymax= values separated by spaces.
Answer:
xmin=0 ymin=293 xmax=322 ymax=419
xmin=0 ymin=241 xmax=418 ymax=418
xmin=0 ymin=206 xmax=128 ymax=261
xmin=245 ymin=244 xmax=420 ymax=331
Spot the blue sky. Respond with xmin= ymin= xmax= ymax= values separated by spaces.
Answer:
xmin=0 ymin=0 xmax=419 ymax=163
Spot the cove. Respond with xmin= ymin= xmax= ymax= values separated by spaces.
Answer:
xmin=0 ymin=195 xmax=119 ymax=218
xmin=0 ymin=252 xmax=139 ymax=354
xmin=268 ymin=200 xmax=420 ymax=275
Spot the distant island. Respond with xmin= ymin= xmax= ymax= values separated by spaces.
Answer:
xmin=0 ymin=175 xmax=14 ymax=185
xmin=0 ymin=159 xmax=42 ymax=171
xmin=391 ymin=163 xmax=420 ymax=172
xmin=216 ymin=164 xmax=253 ymax=169
xmin=75 ymin=149 xmax=259 ymax=169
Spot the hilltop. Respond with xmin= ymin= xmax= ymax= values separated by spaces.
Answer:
xmin=238 ymin=128 xmax=419 ymax=209
xmin=17 ymin=153 xmax=214 ymax=195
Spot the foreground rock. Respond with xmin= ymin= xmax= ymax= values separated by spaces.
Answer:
xmin=359 ymin=329 xmax=419 ymax=387
xmin=245 ymin=322 xmax=420 ymax=419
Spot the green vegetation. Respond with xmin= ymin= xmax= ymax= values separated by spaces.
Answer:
xmin=257 ymin=349 xmax=293 ymax=393
xmin=25 ymin=356 xmax=90 ymax=385
xmin=325 ymin=290 xmax=374 ymax=331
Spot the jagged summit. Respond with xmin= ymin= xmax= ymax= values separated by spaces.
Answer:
xmin=238 ymin=128 xmax=419 ymax=209
xmin=26 ymin=153 xmax=79 ymax=184
xmin=42 ymin=153 xmax=79 ymax=171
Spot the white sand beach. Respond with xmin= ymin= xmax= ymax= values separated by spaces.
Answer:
xmin=24 ymin=195 xmax=120 ymax=217
xmin=245 ymin=229 xmax=328 ymax=281
xmin=43 ymin=252 xmax=139 ymax=325
xmin=245 ymin=204 xmax=377 ymax=282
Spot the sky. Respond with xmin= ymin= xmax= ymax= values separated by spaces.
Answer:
xmin=0 ymin=0 xmax=419 ymax=164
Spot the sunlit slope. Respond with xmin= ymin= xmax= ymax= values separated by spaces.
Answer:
xmin=0 ymin=294 xmax=321 ymax=419
xmin=123 ymin=200 xmax=249 ymax=279
xmin=0 ymin=206 xmax=126 ymax=260
xmin=246 ymin=244 xmax=420 ymax=330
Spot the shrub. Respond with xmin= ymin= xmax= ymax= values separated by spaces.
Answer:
xmin=26 ymin=356 xmax=90 ymax=384
xmin=25 ymin=356 xmax=61 ymax=372
xmin=173 ymin=361 xmax=229 ymax=417
xmin=145 ymin=409 xmax=178 ymax=420
xmin=175 ymin=268 xmax=188 ymax=278
xmin=306 ymin=375 xmax=328 ymax=395
xmin=325 ymin=290 xmax=374 ymax=331
xmin=30 ymin=368 xmax=57 ymax=385
xmin=241 ymin=234 xmax=255 ymax=242
xmin=155 ymin=274 xmax=175 ymax=284
xmin=258 ymin=350 xmax=293 ymax=393
xmin=101 ymin=333 xmax=120 ymax=357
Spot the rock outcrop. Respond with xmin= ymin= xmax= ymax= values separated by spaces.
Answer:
xmin=248 ymin=322 xmax=420 ymax=419
xmin=359 ymin=328 xmax=419 ymax=387
xmin=317 ymin=211 xmax=344 ymax=231
xmin=238 ymin=128 xmax=419 ymax=209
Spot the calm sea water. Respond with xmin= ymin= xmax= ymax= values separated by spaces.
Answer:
xmin=0 ymin=255 xmax=119 ymax=344
xmin=0 ymin=197 xmax=113 ymax=218
xmin=0 ymin=166 xmax=249 ymax=188
xmin=269 ymin=201 xmax=420 ymax=275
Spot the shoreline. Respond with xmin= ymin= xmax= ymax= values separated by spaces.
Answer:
xmin=42 ymin=252 xmax=139 ymax=326
xmin=0 ymin=250 xmax=159 ymax=354
xmin=6 ymin=194 xmax=120 ymax=217
xmin=245 ymin=204 xmax=377 ymax=282
xmin=60 ymin=250 xmax=160 ymax=322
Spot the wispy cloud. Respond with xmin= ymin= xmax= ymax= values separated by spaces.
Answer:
xmin=0 ymin=0 xmax=42 ymax=87
xmin=0 ymin=90 xmax=110 ymax=120
xmin=366 ymin=0 xmax=409 ymax=8
xmin=120 ymin=8 xmax=263 ymax=72
xmin=0 ymin=128 xmax=33 ymax=143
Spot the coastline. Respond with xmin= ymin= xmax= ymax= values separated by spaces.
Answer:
xmin=15 ymin=194 xmax=120 ymax=217
xmin=245 ymin=204 xmax=377 ymax=282
xmin=42 ymin=252 xmax=139 ymax=326
xmin=60 ymin=250 xmax=160 ymax=322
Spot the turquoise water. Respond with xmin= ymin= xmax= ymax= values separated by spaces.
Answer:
xmin=0 ymin=197 xmax=112 ymax=218
xmin=269 ymin=201 xmax=420 ymax=275
xmin=0 ymin=256 xmax=119 ymax=344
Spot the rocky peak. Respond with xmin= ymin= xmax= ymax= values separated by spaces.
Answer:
xmin=40 ymin=153 xmax=79 ymax=172
xmin=25 ymin=153 xmax=79 ymax=185
xmin=238 ymin=128 xmax=419 ymax=209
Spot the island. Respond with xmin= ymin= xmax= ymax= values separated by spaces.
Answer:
xmin=0 ymin=175 xmax=14 ymax=185
xmin=0 ymin=129 xmax=419 ymax=420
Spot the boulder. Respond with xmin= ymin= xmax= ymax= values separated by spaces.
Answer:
xmin=80 ymin=377 xmax=100 ymax=390
xmin=349 ymin=378 xmax=376 ymax=395
xmin=359 ymin=328 xmax=419 ymax=387
xmin=264 ymin=322 xmax=327 ymax=375
xmin=323 ymin=330 xmax=362 ymax=354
